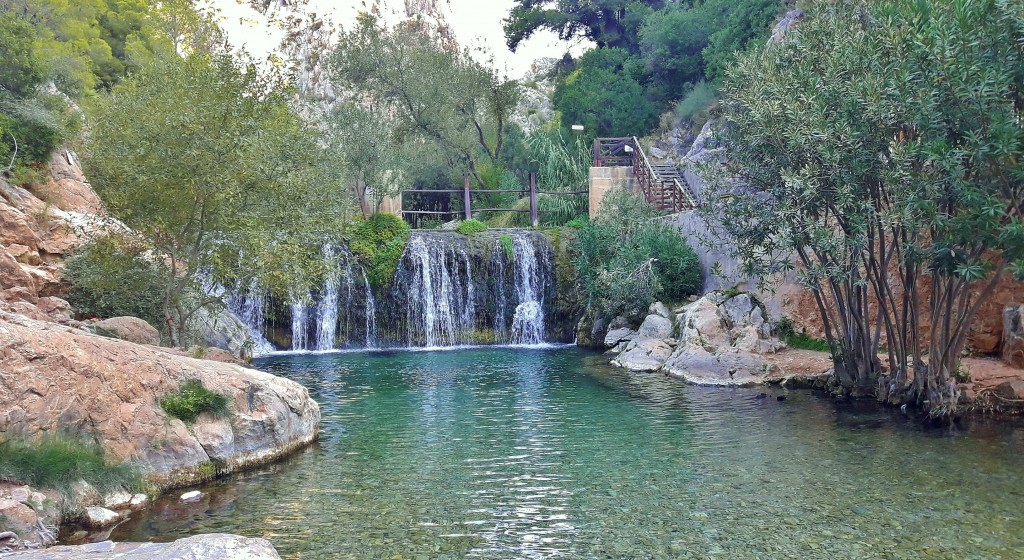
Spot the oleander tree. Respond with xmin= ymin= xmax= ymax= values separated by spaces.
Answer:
xmin=703 ymin=0 xmax=1024 ymax=418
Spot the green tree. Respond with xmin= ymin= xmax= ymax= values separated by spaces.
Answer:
xmin=504 ymin=0 xmax=666 ymax=53
xmin=553 ymin=48 xmax=659 ymax=136
xmin=331 ymin=14 xmax=520 ymax=190
xmin=705 ymin=0 xmax=1024 ymax=418
xmin=85 ymin=52 xmax=352 ymax=346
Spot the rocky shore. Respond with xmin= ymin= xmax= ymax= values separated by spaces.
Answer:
xmin=598 ymin=292 xmax=1024 ymax=413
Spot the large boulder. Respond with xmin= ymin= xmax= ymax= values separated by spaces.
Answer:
xmin=188 ymin=306 xmax=254 ymax=360
xmin=91 ymin=316 xmax=161 ymax=346
xmin=0 ymin=311 xmax=320 ymax=490
xmin=636 ymin=313 xmax=673 ymax=340
xmin=604 ymin=327 xmax=636 ymax=350
xmin=612 ymin=338 xmax=674 ymax=372
xmin=4 ymin=534 xmax=283 ymax=559
xmin=1003 ymin=304 xmax=1024 ymax=368
xmin=0 ymin=248 xmax=35 ymax=293
xmin=663 ymin=344 xmax=770 ymax=386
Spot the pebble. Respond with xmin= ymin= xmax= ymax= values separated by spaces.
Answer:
xmin=180 ymin=491 xmax=203 ymax=503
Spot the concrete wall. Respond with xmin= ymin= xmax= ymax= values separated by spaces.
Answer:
xmin=589 ymin=166 xmax=634 ymax=219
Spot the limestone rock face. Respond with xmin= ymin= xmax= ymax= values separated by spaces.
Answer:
xmin=3 ymin=534 xmax=283 ymax=560
xmin=91 ymin=316 xmax=160 ymax=346
xmin=1002 ymin=304 xmax=1024 ymax=368
xmin=609 ymin=293 xmax=786 ymax=383
xmin=0 ymin=311 xmax=320 ymax=490
xmin=637 ymin=314 xmax=673 ymax=340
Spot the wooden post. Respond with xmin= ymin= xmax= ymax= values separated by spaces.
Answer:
xmin=529 ymin=172 xmax=539 ymax=228
xmin=463 ymin=173 xmax=472 ymax=221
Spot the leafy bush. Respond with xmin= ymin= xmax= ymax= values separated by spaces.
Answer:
xmin=573 ymin=188 xmax=701 ymax=319
xmin=674 ymin=81 xmax=718 ymax=127
xmin=565 ymin=216 xmax=589 ymax=229
xmin=347 ymin=213 xmax=411 ymax=288
xmin=63 ymin=236 xmax=170 ymax=326
xmin=0 ymin=434 xmax=140 ymax=505
xmin=160 ymin=379 xmax=230 ymax=422
xmin=456 ymin=219 xmax=488 ymax=235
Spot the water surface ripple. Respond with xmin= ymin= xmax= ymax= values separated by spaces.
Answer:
xmin=113 ymin=348 xmax=1024 ymax=559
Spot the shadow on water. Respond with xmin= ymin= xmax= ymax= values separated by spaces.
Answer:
xmin=104 ymin=347 xmax=1024 ymax=559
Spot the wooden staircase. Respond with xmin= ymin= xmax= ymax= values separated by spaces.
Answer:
xmin=593 ymin=137 xmax=696 ymax=213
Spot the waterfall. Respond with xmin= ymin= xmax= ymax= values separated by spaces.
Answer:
xmin=226 ymin=278 xmax=275 ymax=356
xmin=510 ymin=235 xmax=545 ymax=344
xmin=398 ymin=234 xmax=474 ymax=347
xmin=492 ymin=241 xmax=508 ymax=338
xmin=290 ymin=291 xmax=310 ymax=351
xmin=315 ymin=245 xmax=340 ymax=351
xmin=246 ymin=230 xmax=558 ymax=352
xmin=361 ymin=267 xmax=378 ymax=348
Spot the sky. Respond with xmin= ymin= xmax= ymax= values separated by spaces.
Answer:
xmin=207 ymin=0 xmax=590 ymax=78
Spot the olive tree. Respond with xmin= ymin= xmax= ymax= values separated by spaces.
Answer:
xmin=86 ymin=52 xmax=352 ymax=345
xmin=703 ymin=0 xmax=1024 ymax=418
xmin=330 ymin=14 xmax=520 ymax=189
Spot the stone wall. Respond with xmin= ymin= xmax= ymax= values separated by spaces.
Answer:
xmin=588 ymin=166 xmax=634 ymax=219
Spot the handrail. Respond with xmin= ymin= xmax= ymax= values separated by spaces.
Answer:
xmin=593 ymin=136 xmax=696 ymax=212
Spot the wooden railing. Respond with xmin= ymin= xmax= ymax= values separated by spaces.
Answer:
xmin=593 ymin=137 xmax=696 ymax=212
xmin=400 ymin=172 xmax=588 ymax=228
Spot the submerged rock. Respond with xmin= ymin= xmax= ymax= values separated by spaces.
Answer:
xmin=2 ymin=534 xmax=283 ymax=559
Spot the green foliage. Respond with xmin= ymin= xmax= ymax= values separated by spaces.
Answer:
xmin=64 ymin=236 xmax=169 ymax=326
xmin=640 ymin=4 xmax=713 ymax=93
xmin=710 ymin=0 xmax=1024 ymax=413
xmin=331 ymin=14 xmax=520 ymax=191
xmin=701 ymin=0 xmax=781 ymax=82
xmin=776 ymin=318 xmax=831 ymax=352
xmin=504 ymin=0 xmax=663 ymax=52
xmin=573 ymin=188 xmax=701 ymax=319
xmin=159 ymin=379 xmax=229 ymax=422
xmin=348 ymin=214 xmax=411 ymax=288
xmin=0 ymin=15 xmax=44 ymax=98
xmin=565 ymin=216 xmax=588 ymax=229
xmin=85 ymin=51 xmax=351 ymax=344
xmin=674 ymin=81 xmax=718 ymax=127
xmin=553 ymin=48 xmax=660 ymax=137
xmin=456 ymin=219 xmax=488 ymax=235
xmin=0 ymin=434 xmax=140 ymax=501
xmin=500 ymin=234 xmax=515 ymax=261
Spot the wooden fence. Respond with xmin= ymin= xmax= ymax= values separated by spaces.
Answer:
xmin=401 ymin=172 xmax=588 ymax=228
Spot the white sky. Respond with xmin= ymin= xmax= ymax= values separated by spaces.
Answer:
xmin=207 ymin=0 xmax=590 ymax=78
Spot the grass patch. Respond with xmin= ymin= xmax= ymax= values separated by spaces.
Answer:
xmin=160 ymin=379 xmax=230 ymax=422
xmin=0 ymin=434 xmax=141 ymax=503
xmin=565 ymin=216 xmax=588 ymax=229
xmin=456 ymin=219 xmax=488 ymax=235
xmin=775 ymin=317 xmax=831 ymax=352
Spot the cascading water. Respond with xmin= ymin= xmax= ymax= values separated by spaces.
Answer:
xmin=289 ymin=291 xmax=310 ymax=351
xmin=361 ymin=267 xmax=378 ymax=348
xmin=396 ymin=234 xmax=475 ymax=347
xmin=225 ymin=278 xmax=275 ymax=356
xmin=315 ymin=245 xmax=340 ymax=351
xmin=510 ymin=235 xmax=545 ymax=344
xmin=232 ymin=229 xmax=557 ymax=352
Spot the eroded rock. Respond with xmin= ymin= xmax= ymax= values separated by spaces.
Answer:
xmin=1002 ymin=304 xmax=1024 ymax=369
xmin=92 ymin=316 xmax=160 ymax=346
xmin=0 ymin=311 xmax=320 ymax=491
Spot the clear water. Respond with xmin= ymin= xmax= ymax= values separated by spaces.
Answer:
xmin=112 ymin=348 xmax=1024 ymax=559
